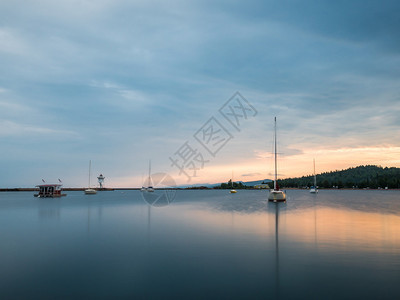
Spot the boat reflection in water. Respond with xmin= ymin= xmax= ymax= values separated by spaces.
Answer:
xmin=271 ymin=201 xmax=284 ymax=299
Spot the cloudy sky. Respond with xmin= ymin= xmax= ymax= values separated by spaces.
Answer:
xmin=1 ymin=0 xmax=399 ymax=187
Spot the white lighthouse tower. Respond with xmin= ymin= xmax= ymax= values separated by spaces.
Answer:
xmin=97 ymin=174 xmax=105 ymax=189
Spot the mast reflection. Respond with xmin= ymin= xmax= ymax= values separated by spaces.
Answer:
xmin=270 ymin=201 xmax=285 ymax=299
xmin=147 ymin=204 xmax=151 ymax=243
xmin=87 ymin=201 xmax=103 ymax=233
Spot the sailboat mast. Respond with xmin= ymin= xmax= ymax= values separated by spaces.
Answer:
xmin=274 ymin=117 xmax=277 ymax=190
xmin=313 ymin=159 xmax=316 ymax=187
xmin=148 ymin=160 xmax=152 ymax=187
xmin=88 ymin=160 xmax=91 ymax=188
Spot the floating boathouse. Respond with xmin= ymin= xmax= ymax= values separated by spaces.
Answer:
xmin=34 ymin=184 xmax=66 ymax=198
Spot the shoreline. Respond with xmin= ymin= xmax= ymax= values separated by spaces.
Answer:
xmin=0 ymin=188 xmax=116 ymax=192
xmin=1 ymin=188 xmax=399 ymax=192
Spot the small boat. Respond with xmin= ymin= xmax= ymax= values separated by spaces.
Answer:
xmin=34 ymin=184 xmax=66 ymax=198
xmin=268 ymin=189 xmax=285 ymax=201
xmin=268 ymin=117 xmax=286 ymax=202
xmin=85 ymin=188 xmax=97 ymax=195
xmin=84 ymin=160 xmax=97 ymax=195
xmin=140 ymin=173 xmax=146 ymax=191
xmin=146 ymin=160 xmax=154 ymax=192
xmin=309 ymin=187 xmax=317 ymax=193
xmin=310 ymin=159 xmax=318 ymax=194
xmin=230 ymin=171 xmax=237 ymax=193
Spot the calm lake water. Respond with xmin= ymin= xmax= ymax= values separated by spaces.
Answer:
xmin=0 ymin=189 xmax=399 ymax=299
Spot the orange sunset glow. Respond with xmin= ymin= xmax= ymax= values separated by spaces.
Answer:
xmin=158 ymin=206 xmax=400 ymax=255
xmin=111 ymin=145 xmax=400 ymax=188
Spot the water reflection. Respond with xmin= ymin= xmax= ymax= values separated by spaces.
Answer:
xmin=273 ymin=201 xmax=283 ymax=299
xmin=201 ymin=190 xmax=400 ymax=255
xmin=38 ymin=198 xmax=61 ymax=220
xmin=147 ymin=204 xmax=151 ymax=242
xmin=87 ymin=200 xmax=103 ymax=233
xmin=1 ymin=190 xmax=399 ymax=299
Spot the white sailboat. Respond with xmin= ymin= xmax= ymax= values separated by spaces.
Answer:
xmin=84 ymin=160 xmax=97 ymax=195
xmin=310 ymin=159 xmax=318 ymax=193
xmin=268 ymin=117 xmax=286 ymax=202
xmin=230 ymin=171 xmax=237 ymax=193
xmin=140 ymin=173 xmax=146 ymax=191
xmin=146 ymin=160 xmax=154 ymax=192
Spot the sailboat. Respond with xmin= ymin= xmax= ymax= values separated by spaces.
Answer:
xmin=84 ymin=160 xmax=97 ymax=195
xmin=268 ymin=117 xmax=286 ymax=202
xmin=230 ymin=171 xmax=237 ymax=193
xmin=140 ymin=173 xmax=146 ymax=191
xmin=310 ymin=159 xmax=318 ymax=193
xmin=146 ymin=160 xmax=154 ymax=192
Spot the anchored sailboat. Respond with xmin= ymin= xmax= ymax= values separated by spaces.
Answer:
xmin=146 ymin=160 xmax=154 ymax=192
xmin=230 ymin=171 xmax=237 ymax=193
xmin=140 ymin=173 xmax=146 ymax=191
xmin=84 ymin=160 xmax=97 ymax=195
xmin=310 ymin=159 xmax=318 ymax=193
xmin=268 ymin=117 xmax=286 ymax=202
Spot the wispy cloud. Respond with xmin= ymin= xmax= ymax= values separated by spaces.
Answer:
xmin=0 ymin=100 xmax=32 ymax=113
xmin=242 ymin=172 xmax=262 ymax=177
xmin=0 ymin=120 xmax=80 ymax=138
xmin=89 ymin=80 xmax=154 ymax=107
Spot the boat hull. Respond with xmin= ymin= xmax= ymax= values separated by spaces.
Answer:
xmin=84 ymin=189 xmax=97 ymax=195
xmin=230 ymin=190 xmax=237 ymax=193
xmin=268 ymin=190 xmax=286 ymax=202
xmin=34 ymin=194 xmax=66 ymax=198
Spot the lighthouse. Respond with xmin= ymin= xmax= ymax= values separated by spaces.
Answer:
xmin=97 ymin=174 xmax=105 ymax=189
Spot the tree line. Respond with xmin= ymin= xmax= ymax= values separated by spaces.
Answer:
xmin=277 ymin=165 xmax=400 ymax=189
xmin=215 ymin=179 xmax=251 ymax=189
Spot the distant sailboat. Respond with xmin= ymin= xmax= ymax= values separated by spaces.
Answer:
xmin=84 ymin=160 xmax=97 ymax=195
xmin=268 ymin=117 xmax=286 ymax=202
xmin=310 ymin=159 xmax=318 ymax=194
xmin=140 ymin=173 xmax=146 ymax=191
xmin=146 ymin=160 xmax=154 ymax=192
xmin=230 ymin=171 xmax=237 ymax=194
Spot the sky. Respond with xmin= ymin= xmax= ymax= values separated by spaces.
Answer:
xmin=1 ymin=0 xmax=399 ymax=187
